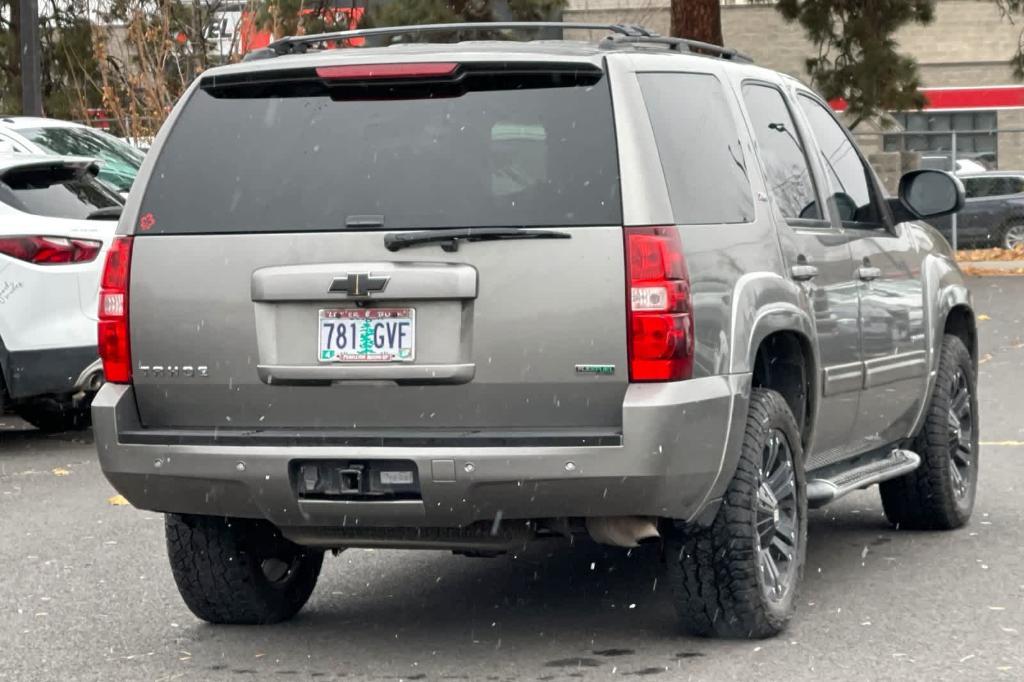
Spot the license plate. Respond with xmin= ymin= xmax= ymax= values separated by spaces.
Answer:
xmin=318 ymin=308 xmax=415 ymax=363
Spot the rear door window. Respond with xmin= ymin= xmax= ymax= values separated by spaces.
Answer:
xmin=988 ymin=176 xmax=1024 ymax=197
xmin=0 ymin=165 xmax=122 ymax=219
xmin=139 ymin=65 xmax=622 ymax=234
xmin=637 ymin=72 xmax=754 ymax=224
xmin=741 ymin=83 xmax=822 ymax=222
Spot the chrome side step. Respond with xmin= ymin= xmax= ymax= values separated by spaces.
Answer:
xmin=806 ymin=449 xmax=921 ymax=509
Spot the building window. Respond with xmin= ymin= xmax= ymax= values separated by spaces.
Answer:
xmin=884 ymin=111 xmax=997 ymax=168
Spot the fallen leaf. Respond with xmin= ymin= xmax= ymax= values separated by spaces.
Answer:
xmin=107 ymin=494 xmax=129 ymax=506
xmin=977 ymin=314 xmax=991 ymax=321
xmin=957 ymin=245 xmax=1024 ymax=262
xmin=52 ymin=467 xmax=71 ymax=477
xmin=979 ymin=353 xmax=994 ymax=364
xmin=960 ymin=265 xmax=1024 ymax=277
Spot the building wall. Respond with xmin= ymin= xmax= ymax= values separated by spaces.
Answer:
xmin=566 ymin=1 xmax=1024 ymax=170
xmin=565 ymin=0 xmax=1022 ymax=88
xmin=997 ymin=109 xmax=1024 ymax=171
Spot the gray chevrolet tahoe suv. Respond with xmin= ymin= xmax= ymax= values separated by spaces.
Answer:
xmin=93 ymin=23 xmax=978 ymax=639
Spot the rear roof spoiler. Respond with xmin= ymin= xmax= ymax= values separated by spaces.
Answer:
xmin=0 ymin=157 xmax=99 ymax=183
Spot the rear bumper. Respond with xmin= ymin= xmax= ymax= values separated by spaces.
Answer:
xmin=0 ymin=344 xmax=99 ymax=400
xmin=92 ymin=375 xmax=751 ymax=544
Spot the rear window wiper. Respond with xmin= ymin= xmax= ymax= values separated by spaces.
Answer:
xmin=384 ymin=227 xmax=571 ymax=252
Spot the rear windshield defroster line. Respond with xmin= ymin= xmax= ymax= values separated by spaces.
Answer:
xmin=138 ymin=63 xmax=622 ymax=235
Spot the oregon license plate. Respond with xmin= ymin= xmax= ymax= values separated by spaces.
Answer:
xmin=318 ymin=308 xmax=415 ymax=363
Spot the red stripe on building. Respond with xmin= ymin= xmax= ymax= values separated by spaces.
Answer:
xmin=830 ymin=86 xmax=1024 ymax=113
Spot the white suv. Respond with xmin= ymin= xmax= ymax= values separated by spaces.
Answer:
xmin=0 ymin=155 xmax=121 ymax=430
xmin=0 ymin=117 xmax=145 ymax=197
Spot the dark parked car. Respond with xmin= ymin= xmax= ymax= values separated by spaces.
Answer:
xmin=932 ymin=172 xmax=1024 ymax=249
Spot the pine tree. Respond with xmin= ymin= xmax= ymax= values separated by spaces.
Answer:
xmin=995 ymin=1 xmax=1024 ymax=78
xmin=669 ymin=0 xmax=936 ymax=128
xmin=776 ymin=0 xmax=935 ymax=128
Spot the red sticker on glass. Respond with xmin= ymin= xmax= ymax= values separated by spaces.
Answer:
xmin=138 ymin=212 xmax=156 ymax=231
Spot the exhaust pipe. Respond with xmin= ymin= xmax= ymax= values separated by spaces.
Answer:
xmin=86 ymin=371 xmax=104 ymax=391
xmin=73 ymin=360 xmax=105 ymax=393
xmin=586 ymin=516 xmax=661 ymax=548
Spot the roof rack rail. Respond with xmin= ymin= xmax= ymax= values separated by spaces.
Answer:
xmin=599 ymin=34 xmax=753 ymax=63
xmin=249 ymin=21 xmax=657 ymax=59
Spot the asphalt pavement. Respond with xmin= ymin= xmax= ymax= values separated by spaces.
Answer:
xmin=2 ymin=277 xmax=1023 ymax=682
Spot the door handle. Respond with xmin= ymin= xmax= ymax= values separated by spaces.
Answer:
xmin=858 ymin=266 xmax=882 ymax=281
xmin=790 ymin=264 xmax=819 ymax=281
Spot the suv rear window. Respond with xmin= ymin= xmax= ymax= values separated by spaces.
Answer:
xmin=0 ymin=165 xmax=121 ymax=219
xmin=140 ymin=66 xmax=622 ymax=234
xmin=23 ymin=126 xmax=144 ymax=194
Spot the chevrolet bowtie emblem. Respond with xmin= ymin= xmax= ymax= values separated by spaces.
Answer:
xmin=329 ymin=272 xmax=390 ymax=297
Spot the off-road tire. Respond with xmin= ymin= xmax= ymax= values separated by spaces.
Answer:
xmin=666 ymin=388 xmax=807 ymax=639
xmin=16 ymin=398 xmax=91 ymax=432
xmin=880 ymin=335 xmax=978 ymax=530
xmin=166 ymin=514 xmax=324 ymax=625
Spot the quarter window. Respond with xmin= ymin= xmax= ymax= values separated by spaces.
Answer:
xmin=741 ymin=84 xmax=822 ymax=221
xmin=638 ymin=72 xmax=754 ymax=224
xmin=798 ymin=95 xmax=882 ymax=226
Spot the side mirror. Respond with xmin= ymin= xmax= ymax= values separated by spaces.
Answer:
xmin=891 ymin=169 xmax=965 ymax=223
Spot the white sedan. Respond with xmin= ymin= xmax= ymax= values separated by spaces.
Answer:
xmin=0 ymin=155 xmax=121 ymax=431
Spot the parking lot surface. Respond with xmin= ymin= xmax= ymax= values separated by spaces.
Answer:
xmin=1 ymin=276 xmax=1022 ymax=682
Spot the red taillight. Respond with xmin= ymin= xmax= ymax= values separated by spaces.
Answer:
xmin=316 ymin=62 xmax=459 ymax=81
xmin=98 ymin=236 xmax=133 ymax=384
xmin=0 ymin=236 xmax=102 ymax=264
xmin=625 ymin=226 xmax=694 ymax=382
